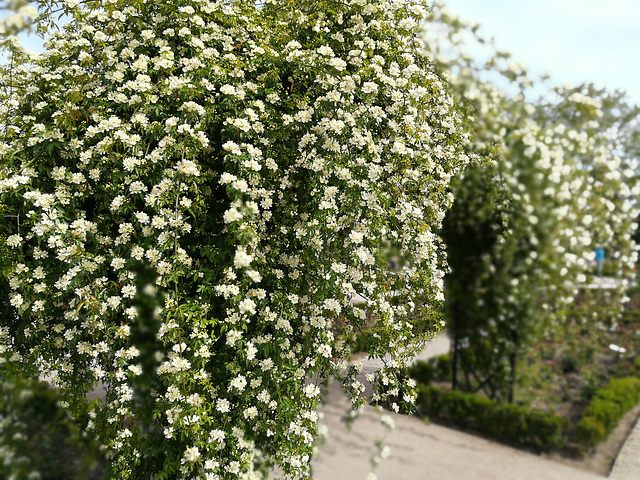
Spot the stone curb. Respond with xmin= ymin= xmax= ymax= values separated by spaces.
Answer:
xmin=608 ymin=415 xmax=640 ymax=479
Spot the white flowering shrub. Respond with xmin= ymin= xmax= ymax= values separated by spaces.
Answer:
xmin=0 ymin=0 xmax=469 ymax=478
xmin=427 ymin=3 xmax=639 ymax=401
xmin=0 ymin=0 xmax=38 ymax=40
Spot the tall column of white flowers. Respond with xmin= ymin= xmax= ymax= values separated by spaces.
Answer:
xmin=0 ymin=0 xmax=469 ymax=478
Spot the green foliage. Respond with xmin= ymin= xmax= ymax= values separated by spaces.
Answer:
xmin=560 ymin=354 xmax=579 ymax=375
xmin=576 ymin=377 xmax=640 ymax=452
xmin=0 ymin=0 xmax=468 ymax=477
xmin=351 ymin=328 xmax=379 ymax=354
xmin=576 ymin=417 xmax=607 ymax=453
xmin=408 ymin=360 xmax=438 ymax=385
xmin=434 ymin=354 xmax=452 ymax=381
xmin=416 ymin=385 xmax=569 ymax=452
xmin=407 ymin=353 xmax=452 ymax=385
xmin=428 ymin=2 xmax=639 ymax=403
xmin=0 ymin=374 xmax=104 ymax=480
xmin=351 ymin=309 xmax=443 ymax=355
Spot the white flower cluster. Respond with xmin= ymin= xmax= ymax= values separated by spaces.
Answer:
xmin=0 ymin=0 xmax=37 ymax=40
xmin=0 ymin=1 xmax=469 ymax=478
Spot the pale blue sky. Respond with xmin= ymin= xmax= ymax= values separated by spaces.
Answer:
xmin=443 ymin=0 xmax=640 ymax=103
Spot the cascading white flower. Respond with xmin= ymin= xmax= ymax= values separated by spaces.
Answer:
xmin=0 ymin=0 xmax=469 ymax=478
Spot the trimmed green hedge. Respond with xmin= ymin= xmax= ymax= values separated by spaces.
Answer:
xmin=351 ymin=314 xmax=443 ymax=354
xmin=407 ymin=354 xmax=452 ymax=385
xmin=416 ymin=385 xmax=569 ymax=452
xmin=576 ymin=377 xmax=640 ymax=452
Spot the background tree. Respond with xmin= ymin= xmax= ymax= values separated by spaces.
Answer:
xmin=427 ymin=2 xmax=639 ymax=402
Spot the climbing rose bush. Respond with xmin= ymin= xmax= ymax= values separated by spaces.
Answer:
xmin=0 ymin=0 xmax=469 ymax=478
xmin=427 ymin=2 xmax=639 ymax=400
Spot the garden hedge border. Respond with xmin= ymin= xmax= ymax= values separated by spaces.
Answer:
xmin=576 ymin=377 xmax=640 ymax=452
xmin=416 ymin=384 xmax=569 ymax=452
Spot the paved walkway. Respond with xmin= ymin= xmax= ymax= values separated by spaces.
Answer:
xmin=609 ymin=415 xmax=640 ymax=479
xmin=312 ymin=383 xmax=603 ymax=480
xmin=307 ymin=334 xmax=640 ymax=480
